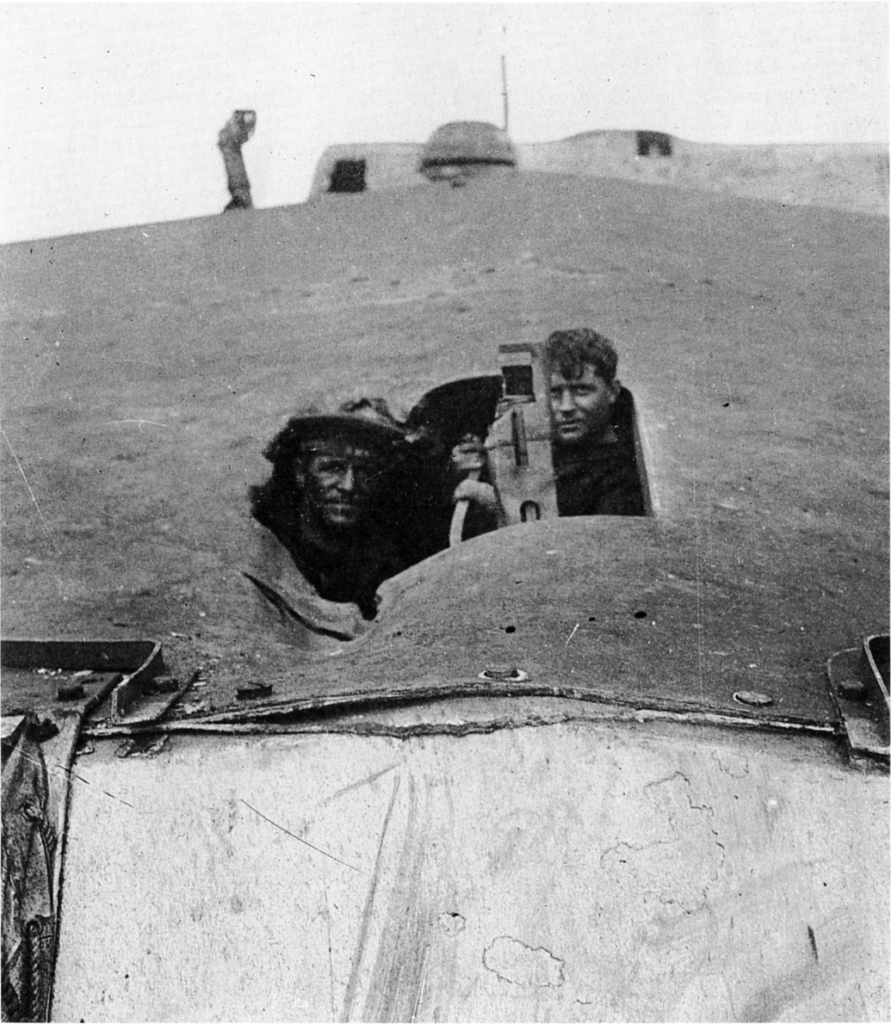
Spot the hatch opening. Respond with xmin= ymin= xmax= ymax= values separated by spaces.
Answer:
xmin=328 ymin=159 xmax=367 ymax=193
xmin=637 ymin=131 xmax=672 ymax=157
xmin=502 ymin=364 xmax=535 ymax=400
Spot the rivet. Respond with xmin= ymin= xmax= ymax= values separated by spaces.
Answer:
xmin=150 ymin=675 xmax=179 ymax=694
xmin=57 ymin=681 xmax=85 ymax=701
xmin=479 ymin=665 xmax=528 ymax=682
xmin=733 ymin=691 xmax=774 ymax=707
xmin=837 ymin=678 xmax=867 ymax=702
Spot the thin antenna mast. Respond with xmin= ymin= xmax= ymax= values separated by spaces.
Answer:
xmin=501 ymin=54 xmax=509 ymax=132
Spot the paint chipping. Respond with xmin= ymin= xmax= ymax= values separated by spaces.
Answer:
xmin=483 ymin=936 xmax=565 ymax=987
xmin=710 ymin=750 xmax=751 ymax=778
xmin=644 ymin=770 xmax=715 ymax=819
xmin=600 ymin=839 xmax=672 ymax=867
xmin=116 ymin=734 xmax=168 ymax=759
xmin=439 ymin=911 xmax=466 ymax=935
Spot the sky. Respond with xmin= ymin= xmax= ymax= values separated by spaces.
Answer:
xmin=1 ymin=2 xmax=888 ymax=244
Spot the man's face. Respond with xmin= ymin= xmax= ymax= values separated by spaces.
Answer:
xmin=295 ymin=441 xmax=380 ymax=530
xmin=549 ymin=365 xmax=619 ymax=446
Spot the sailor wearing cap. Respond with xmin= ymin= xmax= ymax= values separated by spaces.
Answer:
xmin=244 ymin=401 xmax=407 ymax=643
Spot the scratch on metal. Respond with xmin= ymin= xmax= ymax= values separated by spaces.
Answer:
xmin=240 ymin=799 xmax=362 ymax=873
xmin=55 ymin=762 xmax=92 ymax=786
xmin=318 ymin=763 xmax=400 ymax=809
xmin=321 ymin=858 xmax=337 ymax=1020
xmin=104 ymin=419 xmax=171 ymax=432
xmin=13 ymin=745 xmax=135 ymax=807
xmin=100 ymin=789 xmax=135 ymax=808
xmin=341 ymin=772 xmax=403 ymax=1021
xmin=1 ymin=426 xmax=53 ymax=540
xmin=565 ymin=623 xmax=580 ymax=646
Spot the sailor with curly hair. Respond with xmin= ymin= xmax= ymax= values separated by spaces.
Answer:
xmin=452 ymin=328 xmax=645 ymax=524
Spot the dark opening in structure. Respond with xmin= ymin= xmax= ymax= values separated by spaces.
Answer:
xmin=612 ymin=386 xmax=653 ymax=517
xmin=502 ymin=365 xmax=535 ymax=400
xmin=636 ymin=131 xmax=672 ymax=157
xmin=328 ymin=160 xmax=367 ymax=193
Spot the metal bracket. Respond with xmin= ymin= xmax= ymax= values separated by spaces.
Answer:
xmin=827 ymin=634 xmax=890 ymax=764
xmin=0 ymin=638 xmax=185 ymax=726
xmin=110 ymin=662 xmax=192 ymax=726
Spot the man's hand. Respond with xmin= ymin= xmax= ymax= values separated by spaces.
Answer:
xmin=218 ymin=110 xmax=257 ymax=149
xmin=450 ymin=433 xmax=486 ymax=477
xmin=452 ymin=479 xmax=498 ymax=513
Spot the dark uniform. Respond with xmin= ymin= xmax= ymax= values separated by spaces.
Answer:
xmin=553 ymin=439 xmax=645 ymax=517
xmin=250 ymin=509 xmax=404 ymax=621
xmin=243 ymin=518 xmax=404 ymax=644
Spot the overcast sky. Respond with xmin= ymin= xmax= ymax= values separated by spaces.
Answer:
xmin=1 ymin=2 xmax=887 ymax=244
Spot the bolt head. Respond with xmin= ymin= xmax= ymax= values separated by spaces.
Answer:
xmin=479 ymin=665 xmax=528 ymax=682
xmin=838 ymin=678 xmax=867 ymax=702
xmin=57 ymin=682 xmax=85 ymax=701
xmin=733 ymin=690 xmax=774 ymax=708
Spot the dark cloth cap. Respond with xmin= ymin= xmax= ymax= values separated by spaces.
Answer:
xmin=263 ymin=413 xmax=405 ymax=466
xmin=405 ymin=375 xmax=503 ymax=448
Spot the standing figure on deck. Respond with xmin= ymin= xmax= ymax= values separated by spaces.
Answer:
xmin=218 ymin=110 xmax=256 ymax=212
xmin=244 ymin=403 xmax=408 ymax=643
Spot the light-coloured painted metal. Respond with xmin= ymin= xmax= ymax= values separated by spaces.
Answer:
xmin=54 ymin=717 xmax=888 ymax=1021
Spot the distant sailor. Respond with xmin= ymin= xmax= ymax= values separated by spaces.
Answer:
xmin=244 ymin=402 xmax=407 ymax=642
xmin=218 ymin=110 xmax=256 ymax=212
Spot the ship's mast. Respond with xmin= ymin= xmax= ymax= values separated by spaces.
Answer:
xmin=501 ymin=54 xmax=509 ymax=132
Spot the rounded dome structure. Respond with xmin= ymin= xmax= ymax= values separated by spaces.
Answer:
xmin=419 ymin=121 xmax=517 ymax=182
